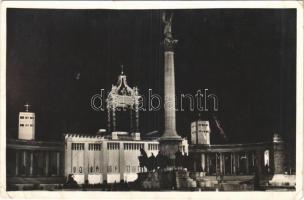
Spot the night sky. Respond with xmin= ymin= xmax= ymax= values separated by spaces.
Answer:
xmin=6 ymin=9 xmax=296 ymax=146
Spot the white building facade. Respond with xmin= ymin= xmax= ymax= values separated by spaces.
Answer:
xmin=64 ymin=132 xmax=188 ymax=184
xmin=64 ymin=132 xmax=159 ymax=184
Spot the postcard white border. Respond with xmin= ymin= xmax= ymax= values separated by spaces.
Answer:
xmin=0 ymin=1 xmax=303 ymax=200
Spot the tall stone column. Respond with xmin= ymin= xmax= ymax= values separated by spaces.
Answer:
xmin=159 ymin=12 xmax=182 ymax=161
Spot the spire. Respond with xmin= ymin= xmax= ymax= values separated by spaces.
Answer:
xmin=24 ymin=103 xmax=30 ymax=112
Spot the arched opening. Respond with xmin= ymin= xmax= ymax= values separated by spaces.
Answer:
xmin=116 ymin=109 xmax=132 ymax=132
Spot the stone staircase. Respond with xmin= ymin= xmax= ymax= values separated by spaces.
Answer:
xmin=189 ymin=173 xmax=255 ymax=191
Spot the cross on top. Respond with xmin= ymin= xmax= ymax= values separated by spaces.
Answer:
xmin=24 ymin=103 xmax=30 ymax=112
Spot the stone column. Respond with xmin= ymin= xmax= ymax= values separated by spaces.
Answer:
xmin=56 ymin=152 xmax=60 ymax=175
xmin=29 ymin=151 xmax=33 ymax=176
xmin=232 ymin=153 xmax=236 ymax=174
xmin=201 ymin=153 xmax=206 ymax=172
xmin=45 ymin=151 xmax=49 ymax=176
xmin=15 ymin=151 xmax=19 ymax=176
xmin=163 ymin=51 xmax=177 ymax=137
xmin=215 ymin=153 xmax=218 ymax=174
xmin=206 ymin=154 xmax=210 ymax=174
xmin=230 ymin=153 xmax=233 ymax=175
xmin=245 ymin=152 xmax=249 ymax=174
xmin=219 ymin=153 xmax=223 ymax=174
xmin=159 ymin=50 xmax=182 ymax=160
xmin=236 ymin=154 xmax=240 ymax=175
xmin=22 ymin=151 xmax=26 ymax=176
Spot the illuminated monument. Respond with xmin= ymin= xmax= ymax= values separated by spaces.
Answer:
xmin=159 ymin=12 xmax=182 ymax=161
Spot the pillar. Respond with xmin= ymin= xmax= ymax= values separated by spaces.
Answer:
xmin=45 ymin=151 xmax=49 ymax=176
xmin=201 ymin=153 xmax=206 ymax=172
xmin=206 ymin=154 xmax=210 ymax=174
xmin=15 ymin=151 xmax=19 ymax=176
xmin=219 ymin=153 xmax=223 ymax=174
xmin=162 ymin=51 xmax=178 ymax=138
xmin=22 ymin=151 xmax=26 ymax=175
xmin=159 ymin=13 xmax=182 ymax=161
xmin=215 ymin=153 xmax=218 ymax=174
xmin=232 ymin=153 xmax=236 ymax=174
xmin=29 ymin=151 xmax=33 ymax=176
xmin=230 ymin=153 xmax=233 ymax=175
xmin=56 ymin=152 xmax=60 ymax=175
xmin=245 ymin=152 xmax=249 ymax=174
xmin=236 ymin=154 xmax=240 ymax=175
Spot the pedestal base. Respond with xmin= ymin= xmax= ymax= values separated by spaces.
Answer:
xmin=159 ymin=137 xmax=182 ymax=160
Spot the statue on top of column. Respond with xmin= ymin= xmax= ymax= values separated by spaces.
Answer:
xmin=162 ymin=12 xmax=173 ymax=39
xmin=162 ymin=11 xmax=178 ymax=51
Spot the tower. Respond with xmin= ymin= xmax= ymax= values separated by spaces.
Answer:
xmin=272 ymin=132 xmax=286 ymax=174
xmin=159 ymin=12 xmax=182 ymax=160
xmin=18 ymin=103 xmax=35 ymax=140
xmin=191 ymin=116 xmax=211 ymax=145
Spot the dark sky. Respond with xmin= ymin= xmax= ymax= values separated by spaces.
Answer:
xmin=6 ymin=9 xmax=296 ymax=145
